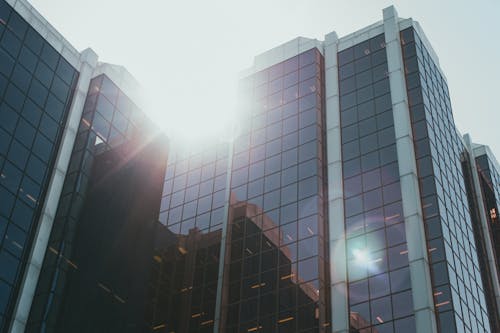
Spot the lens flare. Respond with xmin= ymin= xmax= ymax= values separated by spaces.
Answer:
xmin=352 ymin=248 xmax=371 ymax=267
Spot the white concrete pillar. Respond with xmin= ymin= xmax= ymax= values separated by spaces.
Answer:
xmin=324 ymin=31 xmax=350 ymax=333
xmin=383 ymin=6 xmax=438 ymax=333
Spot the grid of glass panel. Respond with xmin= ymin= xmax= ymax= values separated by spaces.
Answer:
xmin=160 ymin=144 xmax=228 ymax=235
xmin=224 ymin=48 xmax=329 ymax=333
xmin=401 ymin=28 xmax=491 ymax=333
xmin=153 ymin=143 xmax=228 ymax=333
xmin=475 ymin=154 xmax=500 ymax=330
xmin=475 ymin=155 xmax=500 ymax=268
xmin=27 ymin=74 xmax=145 ymax=331
xmin=0 ymin=1 xmax=78 ymax=328
xmin=465 ymin=153 xmax=500 ymax=331
xmin=338 ymin=34 xmax=417 ymax=333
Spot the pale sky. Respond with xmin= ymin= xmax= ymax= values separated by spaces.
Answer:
xmin=29 ymin=0 xmax=500 ymax=158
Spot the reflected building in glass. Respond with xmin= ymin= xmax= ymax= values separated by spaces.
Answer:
xmin=225 ymin=47 xmax=330 ymax=332
xmin=1 ymin=1 xmax=500 ymax=333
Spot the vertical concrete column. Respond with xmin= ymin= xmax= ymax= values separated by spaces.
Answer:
xmin=9 ymin=48 xmax=98 ymax=333
xmin=382 ymin=6 xmax=438 ymax=333
xmin=324 ymin=31 xmax=349 ymax=333
xmin=464 ymin=135 xmax=500 ymax=316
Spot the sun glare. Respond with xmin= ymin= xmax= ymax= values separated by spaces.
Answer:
xmin=352 ymin=248 xmax=371 ymax=267
xmin=143 ymin=69 xmax=242 ymax=150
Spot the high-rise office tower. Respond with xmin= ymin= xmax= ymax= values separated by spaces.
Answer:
xmin=0 ymin=1 xmax=499 ymax=333
xmin=0 ymin=0 xmax=166 ymax=332
xmin=469 ymin=143 xmax=500 ymax=266
xmin=221 ymin=6 xmax=500 ymax=333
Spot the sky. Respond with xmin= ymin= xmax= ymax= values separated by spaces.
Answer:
xmin=29 ymin=0 xmax=500 ymax=158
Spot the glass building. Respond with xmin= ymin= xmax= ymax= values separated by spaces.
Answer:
xmin=0 ymin=0 xmax=166 ymax=331
xmin=0 ymin=0 xmax=80 ymax=329
xmin=0 ymin=1 xmax=499 ymax=333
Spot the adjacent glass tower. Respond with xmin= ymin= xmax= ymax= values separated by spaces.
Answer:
xmin=26 ymin=75 xmax=166 ymax=332
xmin=0 ymin=1 xmax=79 ymax=329
xmin=0 ymin=0 xmax=163 ymax=332
xmin=0 ymin=1 xmax=499 ymax=333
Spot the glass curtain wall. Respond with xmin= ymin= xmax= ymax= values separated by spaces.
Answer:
xmin=154 ymin=142 xmax=229 ymax=333
xmin=27 ymin=75 xmax=152 ymax=332
xmin=0 ymin=1 xmax=78 ymax=329
xmin=401 ymin=28 xmax=491 ymax=333
xmin=224 ymin=48 xmax=330 ymax=333
xmin=338 ymin=34 xmax=417 ymax=333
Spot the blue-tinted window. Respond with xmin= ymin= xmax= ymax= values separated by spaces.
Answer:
xmin=25 ymin=154 xmax=46 ymax=184
xmin=50 ymin=75 xmax=69 ymax=103
xmin=0 ymin=0 xmax=12 ymax=20
xmin=0 ymin=127 xmax=11 ymax=154
xmin=0 ymin=250 xmax=19 ymax=284
xmin=18 ymin=46 xmax=37 ymax=72
xmin=45 ymin=93 xmax=64 ymax=122
xmin=11 ymin=64 xmax=31 ymax=91
xmin=40 ymin=44 xmax=58 ymax=70
xmin=0 ymin=279 xmax=10 ymax=314
xmin=0 ymin=186 xmax=15 ymax=217
xmin=4 ymin=223 xmax=26 ymax=258
xmin=1 ymin=161 xmax=22 ymax=193
xmin=0 ymin=102 xmax=19 ymax=133
xmin=24 ymin=28 xmax=43 ymax=54
xmin=14 ymin=118 xmax=36 ymax=147
xmin=32 ymin=133 xmax=53 ymax=162
xmin=20 ymin=175 xmax=40 ymax=206
xmin=8 ymin=140 xmax=29 ymax=169
xmin=0 ymin=72 xmax=7 ymax=96
xmin=56 ymin=58 xmax=74 ymax=85
xmin=21 ymin=99 xmax=42 ymax=127
xmin=11 ymin=199 xmax=34 ymax=231
xmin=7 ymin=12 xmax=27 ymax=40
xmin=0 ymin=48 xmax=15 ymax=77
xmin=5 ymin=83 xmax=24 ymax=110
xmin=28 ymin=78 xmax=48 ymax=107
xmin=39 ymin=114 xmax=58 ymax=142
xmin=34 ymin=61 xmax=53 ymax=88
xmin=1 ymin=29 xmax=21 ymax=57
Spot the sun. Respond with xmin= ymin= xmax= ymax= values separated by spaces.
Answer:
xmin=142 ymin=70 xmax=241 ymax=148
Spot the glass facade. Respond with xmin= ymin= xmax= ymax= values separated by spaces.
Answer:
xmin=1 ymin=2 xmax=500 ymax=332
xmin=27 ymin=75 xmax=154 ymax=332
xmin=461 ymin=149 xmax=500 ymax=332
xmin=473 ymin=152 xmax=500 ymax=331
xmin=154 ymin=142 xmax=229 ymax=333
xmin=475 ymin=154 xmax=500 ymax=264
xmin=224 ymin=48 xmax=330 ymax=332
xmin=338 ymin=34 xmax=416 ymax=333
xmin=401 ymin=28 xmax=491 ymax=333
xmin=0 ymin=0 xmax=78 ymax=329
